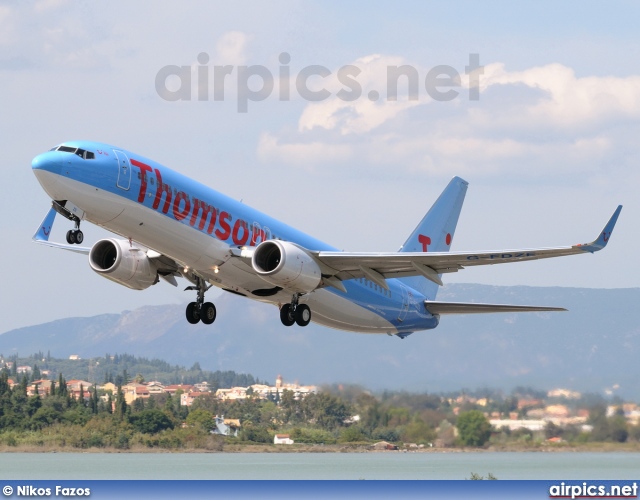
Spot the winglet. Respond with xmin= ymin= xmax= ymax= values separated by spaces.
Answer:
xmin=32 ymin=207 xmax=90 ymax=254
xmin=577 ymin=205 xmax=622 ymax=253
xmin=33 ymin=207 xmax=58 ymax=242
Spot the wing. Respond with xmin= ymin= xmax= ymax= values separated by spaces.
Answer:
xmin=32 ymin=207 xmax=91 ymax=255
xmin=424 ymin=301 xmax=566 ymax=315
xmin=32 ymin=207 xmax=182 ymax=287
xmin=313 ymin=206 xmax=622 ymax=288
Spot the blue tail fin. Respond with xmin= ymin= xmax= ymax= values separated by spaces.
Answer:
xmin=398 ymin=176 xmax=468 ymax=299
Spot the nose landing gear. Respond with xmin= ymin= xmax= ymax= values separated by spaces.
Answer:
xmin=280 ymin=294 xmax=311 ymax=327
xmin=52 ymin=200 xmax=84 ymax=245
xmin=185 ymin=276 xmax=216 ymax=325
xmin=65 ymin=221 xmax=84 ymax=245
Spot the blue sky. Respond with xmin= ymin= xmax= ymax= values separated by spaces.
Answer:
xmin=1 ymin=1 xmax=638 ymax=333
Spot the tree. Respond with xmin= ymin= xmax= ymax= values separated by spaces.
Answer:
xmin=129 ymin=409 xmax=174 ymax=434
xmin=302 ymin=393 xmax=351 ymax=431
xmin=30 ymin=406 xmax=60 ymax=430
xmin=401 ymin=418 xmax=436 ymax=444
xmin=457 ymin=410 xmax=492 ymax=447
xmin=164 ymin=393 xmax=176 ymax=417
xmin=132 ymin=397 xmax=145 ymax=412
xmin=338 ymin=425 xmax=367 ymax=443
xmin=259 ymin=401 xmax=281 ymax=429
xmin=186 ymin=408 xmax=215 ymax=431
xmin=0 ymin=371 xmax=9 ymax=396
xmin=545 ymin=421 xmax=563 ymax=439
xmin=239 ymin=424 xmax=271 ymax=443
xmin=90 ymin=385 xmax=99 ymax=414
xmin=609 ymin=415 xmax=629 ymax=443
xmin=78 ymin=384 xmax=86 ymax=407
xmin=115 ymin=386 xmax=127 ymax=419
xmin=279 ymin=390 xmax=300 ymax=424
xmin=58 ymin=374 xmax=67 ymax=397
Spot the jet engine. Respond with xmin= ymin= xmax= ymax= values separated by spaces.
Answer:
xmin=252 ymin=240 xmax=322 ymax=293
xmin=89 ymin=238 xmax=158 ymax=290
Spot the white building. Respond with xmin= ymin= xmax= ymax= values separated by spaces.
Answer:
xmin=491 ymin=419 xmax=546 ymax=432
xmin=274 ymin=434 xmax=294 ymax=445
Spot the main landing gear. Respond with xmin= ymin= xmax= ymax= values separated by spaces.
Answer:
xmin=185 ymin=276 xmax=216 ymax=325
xmin=280 ymin=294 xmax=311 ymax=327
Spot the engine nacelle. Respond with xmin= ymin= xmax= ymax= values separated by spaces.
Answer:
xmin=89 ymin=238 xmax=158 ymax=290
xmin=252 ymin=240 xmax=322 ymax=293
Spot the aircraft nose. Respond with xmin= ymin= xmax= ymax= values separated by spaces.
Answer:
xmin=32 ymin=151 xmax=62 ymax=174
xmin=32 ymin=151 xmax=62 ymax=192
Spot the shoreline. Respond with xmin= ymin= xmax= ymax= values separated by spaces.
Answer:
xmin=1 ymin=442 xmax=639 ymax=453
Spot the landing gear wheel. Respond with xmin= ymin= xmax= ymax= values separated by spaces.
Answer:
xmin=74 ymin=230 xmax=84 ymax=244
xmin=295 ymin=304 xmax=311 ymax=327
xmin=66 ymin=230 xmax=76 ymax=244
xmin=280 ymin=304 xmax=295 ymax=327
xmin=184 ymin=276 xmax=215 ymax=325
xmin=200 ymin=302 xmax=216 ymax=325
xmin=186 ymin=302 xmax=201 ymax=324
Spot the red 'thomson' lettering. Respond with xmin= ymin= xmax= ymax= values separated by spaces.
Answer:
xmin=133 ymin=161 xmax=265 ymax=243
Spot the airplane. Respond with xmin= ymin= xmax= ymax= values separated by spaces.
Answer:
xmin=31 ymin=141 xmax=622 ymax=339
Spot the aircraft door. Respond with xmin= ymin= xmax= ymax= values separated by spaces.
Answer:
xmin=114 ymin=150 xmax=131 ymax=190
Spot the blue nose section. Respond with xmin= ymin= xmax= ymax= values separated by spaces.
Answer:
xmin=32 ymin=151 xmax=62 ymax=174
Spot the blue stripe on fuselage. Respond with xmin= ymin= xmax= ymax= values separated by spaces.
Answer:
xmin=33 ymin=140 xmax=438 ymax=334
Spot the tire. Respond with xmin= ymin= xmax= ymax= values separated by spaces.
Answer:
xmin=74 ymin=230 xmax=84 ymax=244
xmin=200 ymin=302 xmax=216 ymax=325
xmin=66 ymin=230 xmax=75 ymax=244
xmin=279 ymin=304 xmax=295 ymax=327
xmin=295 ymin=304 xmax=311 ymax=327
xmin=186 ymin=302 xmax=200 ymax=324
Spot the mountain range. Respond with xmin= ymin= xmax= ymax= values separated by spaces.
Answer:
xmin=1 ymin=284 xmax=638 ymax=397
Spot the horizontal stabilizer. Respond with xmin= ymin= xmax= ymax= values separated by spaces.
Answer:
xmin=424 ymin=301 xmax=566 ymax=315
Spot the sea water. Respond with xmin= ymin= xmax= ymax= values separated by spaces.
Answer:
xmin=0 ymin=452 xmax=637 ymax=480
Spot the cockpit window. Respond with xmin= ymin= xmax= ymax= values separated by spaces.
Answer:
xmin=54 ymin=145 xmax=95 ymax=159
xmin=75 ymin=148 xmax=94 ymax=159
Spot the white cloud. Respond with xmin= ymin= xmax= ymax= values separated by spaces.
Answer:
xmin=297 ymin=54 xmax=422 ymax=135
xmin=0 ymin=5 xmax=10 ymax=23
xmin=257 ymin=132 xmax=353 ymax=169
xmin=482 ymin=62 xmax=640 ymax=127
xmin=34 ymin=0 xmax=71 ymax=14
xmin=215 ymin=31 xmax=251 ymax=66
xmin=258 ymin=58 xmax=640 ymax=180
xmin=0 ymin=5 xmax=15 ymax=48
xmin=0 ymin=3 xmax=119 ymax=70
xmin=299 ymin=98 xmax=419 ymax=135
